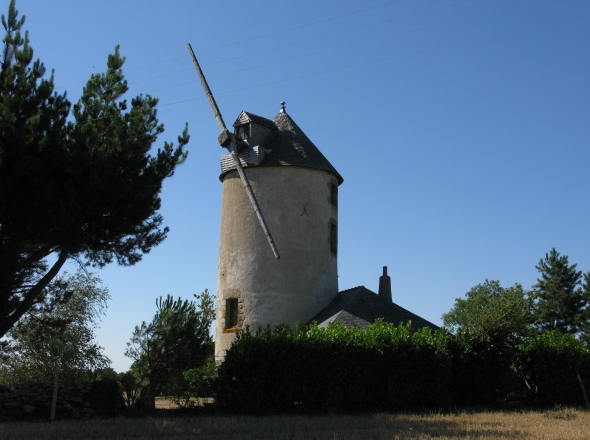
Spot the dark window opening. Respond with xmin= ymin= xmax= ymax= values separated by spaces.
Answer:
xmin=330 ymin=183 xmax=338 ymax=207
xmin=225 ymin=298 xmax=238 ymax=328
xmin=330 ymin=223 xmax=338 ymax=255
xmin=236 ymin=124 xmax=250 ymax=140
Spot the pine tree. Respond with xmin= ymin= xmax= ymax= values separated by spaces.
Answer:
xmin=0 ymin=1 xmax=189 ymax=338
xmin=533 ymin=248 xmax=587 ymax=335
xmin=125 ymin=291 xmax=214 ymax=403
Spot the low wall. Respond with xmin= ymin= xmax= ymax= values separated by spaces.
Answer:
xmin=0 ymin=380 xmax=119 ymax=420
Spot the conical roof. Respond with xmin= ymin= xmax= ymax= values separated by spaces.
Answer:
xmin=258 ymin=110 xmax=343 ymax=185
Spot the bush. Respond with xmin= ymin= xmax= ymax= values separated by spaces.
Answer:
xmin=514 ymin=331 xmax=590 ymax=405
xmin=117 ymin=371 xmax=142 ymax=408
xmin=165 ymin=356 xmax=217 ymax=409
xmin=448 ymin=331 xmax=520 ymax=405
xmin=215 ymin=321 xmax=452 ymax=413
xmin=89 ymin=378 xmax=124 ymax=416
xmin=214 ymin=322 xmax=590 ymax=412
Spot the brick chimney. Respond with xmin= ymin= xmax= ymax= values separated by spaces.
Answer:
xmin=378 ymin=266 xmax=392 ymax=302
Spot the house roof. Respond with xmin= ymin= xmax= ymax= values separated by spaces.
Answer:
xmin=258 ymin=111 xmax=343 ymax=185
xmin=309 ymin=286 xmax=440 ymax=331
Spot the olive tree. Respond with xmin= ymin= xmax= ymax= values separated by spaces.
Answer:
xmin=0 ymin=270 xmax=110 ymax=385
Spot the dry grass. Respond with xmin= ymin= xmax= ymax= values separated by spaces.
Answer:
xmin=154 ymin=396 xmax=214 ymax=410
xmin=2 ymin=408 xmax=590 ymax=439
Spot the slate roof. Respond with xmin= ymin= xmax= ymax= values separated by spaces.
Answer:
xmin=258 ymin=111 xmax=344 ymax=185
xmin=309 ymin=286 xmax=440 ymax=331
xmin=233 ymin=111 xmax=277 ymax=130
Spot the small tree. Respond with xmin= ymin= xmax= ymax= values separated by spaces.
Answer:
xmin=118 ymin=370 xmax=142 ymax=408
xmin=442 ymin=280 xmax=534 ymax=404
xmin=443 ymin=280 xmax=535 ymax=343
xmin=1 ymin=270 xmax=110 ymax=385
xmin=533 ymin=249 xmax=588 ymax=335
xmin=125 ymin=290 xmax=214 ymax=403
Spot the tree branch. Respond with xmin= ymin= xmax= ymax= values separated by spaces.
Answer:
xmin=0 ymin=249 xmax=69 ymax=338
xmin=17 ymin=243 xmax=57 ymax=270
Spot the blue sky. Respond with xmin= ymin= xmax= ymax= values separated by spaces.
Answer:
xmin=12 ymin=0 xmax=590 ymax=372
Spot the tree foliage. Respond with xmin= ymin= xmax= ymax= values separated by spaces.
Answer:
xmin=441 ymin=280 xmax=535 ymax=404
xmin=442 ymin=279 xmax=535 ymax=344
xmin=0 ymin=270 xmax=110 ymax=385
xmin=125 ymin=290 xmax=214 ymax=398
xmin=533 ymin=248 xmax=589 ymax=335
xmin=0 ymin=0 xmax=188 ymax=338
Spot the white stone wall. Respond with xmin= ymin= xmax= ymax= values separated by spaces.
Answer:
xmin=215 ymin=166 xmax=339 ymax=360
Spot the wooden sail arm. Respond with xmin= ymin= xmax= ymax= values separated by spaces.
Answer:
xmin=228 ymin=137 xmax=280 ymax=259
xmin=187 ymin=43 xmax=280 ymax=259
xmin=187 ymin=43 xmax=226 ymax=134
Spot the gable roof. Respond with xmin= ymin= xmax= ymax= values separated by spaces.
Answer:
xmin=309 ymin=286 xmax=440 ymax=331
xmin=259 ymin=111 xmax=343 ymax=185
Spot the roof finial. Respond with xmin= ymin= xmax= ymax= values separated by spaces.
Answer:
xmin=280 ymin=101 xmax=286 ymax=113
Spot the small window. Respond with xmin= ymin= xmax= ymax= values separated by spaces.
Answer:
xmin=330 ymin=223 xmax=338 ymax=255
xmin=330 ymin=183 xmax=338 ymax=207
xmin=236 ymin=124 xmax=250 ymax=140
xmin=225 ymin=298 xmax=238 ymax=328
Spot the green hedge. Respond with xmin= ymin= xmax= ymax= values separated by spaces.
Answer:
xmin=515 ymin=332 xmax=590 ymax=405
xmin=215 ymin=321 xmax=451 ymax=412
xmin=448 ymin=332 xmax=521 ymax=405
xmin=214 ymin=323 xmax=590 ymax=412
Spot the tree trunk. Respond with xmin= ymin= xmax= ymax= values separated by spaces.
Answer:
xmin=136 ymin=383 xmax=156 ymax=411
xmin=0 ymin=249 xmax=69 ymax=338
xmin=51 ymin=362 xmax=60 ymax=421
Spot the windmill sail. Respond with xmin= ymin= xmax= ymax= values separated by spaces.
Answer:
xmin=188 ymin=43 xmax=280 ymax=259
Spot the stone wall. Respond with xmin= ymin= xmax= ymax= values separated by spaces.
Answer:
xmin=0 ymin=380 xmax=117 ymax=420
xmin=215 ymin=167 xmax=339 ymax=360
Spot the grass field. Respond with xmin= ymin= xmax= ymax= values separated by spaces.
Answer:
xmin=2 ymin=407 xmax=590 ymax=439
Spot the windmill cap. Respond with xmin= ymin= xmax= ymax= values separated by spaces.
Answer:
xmin=220 ymin=108 xmax=343 ymax=185
xmin=258 ymin=110 xmax=343 ymax=185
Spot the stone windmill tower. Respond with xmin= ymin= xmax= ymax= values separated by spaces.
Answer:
xmin=187 ymin=46 xmax=343 ymax=360
xmin=216 ymin=103 xmax=343 ymax=358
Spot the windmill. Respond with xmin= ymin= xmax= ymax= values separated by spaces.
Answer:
xmin=187 ymin=43 xmax=280 ymax=259
xmin=188 ymin=43 xmax=343 ymax=361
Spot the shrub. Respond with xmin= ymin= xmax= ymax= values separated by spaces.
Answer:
xmin=215 ymin=321 xmax=452 ymax=413
xmin=514 ymin=331 xmax=590 ymax=405
xmin=165 ymin=356 xmax=217 ymax=409
xmin=117 ymin=371 xmax=141 ymax=408
xmin=89 ymin=378 xmax=124 ymax=416
xmin=448 ymin=331 xmax=520 ymax=405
